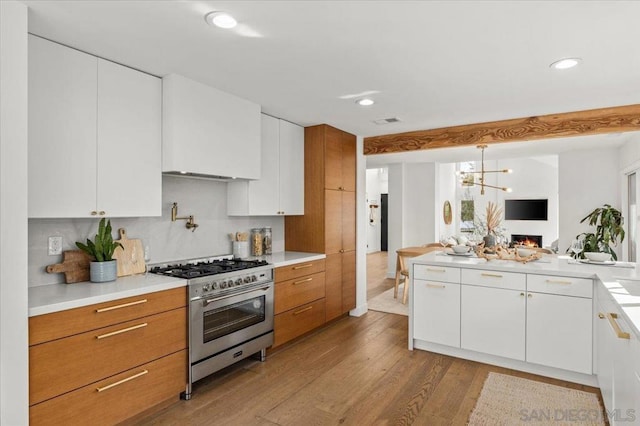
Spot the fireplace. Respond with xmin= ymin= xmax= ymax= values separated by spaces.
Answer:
xmin=511 ymin=234 xmax=542 ymax=248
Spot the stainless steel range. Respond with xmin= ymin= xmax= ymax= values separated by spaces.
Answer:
xmin=150 ymin=256 xmax=274 ymax=400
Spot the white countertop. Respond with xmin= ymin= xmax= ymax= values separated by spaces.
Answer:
xmin=28 ymin=273 xmax=187 ymax=317
xmin=29 ymin=251 xmax=325 ymax=317
xmin=411 ymin=251 xmax=640 ymax=339
xmin=252 ymin=251 xmax=326 ymax=268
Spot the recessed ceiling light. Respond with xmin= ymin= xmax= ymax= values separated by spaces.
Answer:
xmin=205 ymin=11 xmax=237 ymax=29
xmin=356 ymin=98 xmax=375 ymax=106
xmin=549 ymin=57 xmax=581 ymax=70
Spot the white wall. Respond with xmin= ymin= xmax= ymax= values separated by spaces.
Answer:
xmin=29 ymin=176 xmax=285 ymax=286
xmin=558 ymin=147 xmax=620 ymax=257
xmin=403 ymin=163 xmax=437 ymax=247
xmin=387 ymin=164 xmax=405 ymax=276
xmin=353 ymin=136 xmax=368 ymax=316
xmin=366 ymin=169 xmax=382 ymax=253
xmin=0 ymin=1 xmax=29 ymax=423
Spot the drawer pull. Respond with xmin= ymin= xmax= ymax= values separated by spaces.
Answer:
xmin=545 ymin=279 xmax=572 ymax=285
xmin=96 ymin=370 xmax=148 ymax=393
xmin=606 ymin=313 xmax=630 ymax=339
xmin=293 ymin=306 xmax=313 ymax=315
xmin=96 ymin=299 xmax=147 ymax=313
xmin=598 ymin=312 xmax=605 ymax=319
xmin=426 ymin=268 xmax=445 ymax=273
xmin=96 ymin=323 xmax=147 ymax=340
xmin=293 ymin=278 xmax=313 ymax=285
xmin=293 ymin=264 xmax=313 ymax=270
xmin=481 ymin=273 xmax=502 ymax=278
xmin=426 ymin=283 xmax=445 ymax=289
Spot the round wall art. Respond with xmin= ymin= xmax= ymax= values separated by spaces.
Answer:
xmin=443 ymin=200 xmax=452 ymax=224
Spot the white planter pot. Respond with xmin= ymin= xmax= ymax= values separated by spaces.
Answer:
xmin=90 ymin=260 xmax=117 ymax=283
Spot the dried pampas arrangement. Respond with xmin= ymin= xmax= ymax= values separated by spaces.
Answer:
xmin=485 ymin=201 xmax=503 ymax=235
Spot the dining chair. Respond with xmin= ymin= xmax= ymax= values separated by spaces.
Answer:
xmin=395 ymin=246 xmax=442 ymax=304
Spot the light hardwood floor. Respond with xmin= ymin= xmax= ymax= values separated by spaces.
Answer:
xmin=135 ymin=252 xmax=604 ymax=425
xmin=366 ymin=251 xmax=395 ymax=300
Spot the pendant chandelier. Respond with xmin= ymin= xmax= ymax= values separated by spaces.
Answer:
xmin=458 ymin=144 xmax=513 ymax=195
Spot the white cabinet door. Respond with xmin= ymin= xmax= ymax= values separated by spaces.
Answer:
xmin=278 ymin=119 xmax=304 ymax=215
xmin=28 ymin=35 xmax=98 ymax=218
xmin=162 ymin=74 xmax=261 ymax=180
xmin=413 ymin=280 xmax=460 ymax=347
xmin=461 ymin=285 xmax=526 ymax=360
xmin=526 ymin=292 xmax=592 ymax=374
xmin=96 ymin=59 xmax=161 ymax=217
xmin=611 ymin=313 xmax=637 ymax=425
xmin=227 ymin=115 xmax=304 ymax=216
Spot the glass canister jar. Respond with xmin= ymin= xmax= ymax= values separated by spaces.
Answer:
xmin=262 ymin=227 xmax=272 ymax=255
xmin=251 ymin=228 xmax=263 ymax=256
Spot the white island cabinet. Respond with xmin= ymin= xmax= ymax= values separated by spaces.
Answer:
xmin=409 ymin=252 xmax=605 ymax=386
xmin=227 ymin=114 xmax=304 ymax=216
xmin=28 ymin=35 xmax=162 ymax=218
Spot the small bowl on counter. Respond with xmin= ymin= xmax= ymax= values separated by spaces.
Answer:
xmin=452 ymin=245 xmax=472 ymax=254
xmin=584 ymin=252 xmax=612 ymax=262
xmin=517 ymin=248 xmax=535 ymax=257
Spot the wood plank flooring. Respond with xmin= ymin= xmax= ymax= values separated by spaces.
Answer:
xmin=366 ymin=251 xmax=395 ymax=300
xmin=135 ymin=251 xmax=604 ymax=425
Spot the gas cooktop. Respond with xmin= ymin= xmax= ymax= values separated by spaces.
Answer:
xmin=149 ymin=258 xmax=270 ymax=279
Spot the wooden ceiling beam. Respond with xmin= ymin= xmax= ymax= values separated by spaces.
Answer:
xmin=363 ymin=104 xmax=640 ymax=155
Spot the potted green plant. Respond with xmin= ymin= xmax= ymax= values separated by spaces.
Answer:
xmin=76 ymin=218 xmax=123 ymax=282
xmin=570 ymin=204 xmax=625 ymax=260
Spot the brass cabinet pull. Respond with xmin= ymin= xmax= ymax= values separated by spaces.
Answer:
xmin=481 ymin=273 xmax=503 ymax=278
xmin=527 ymin=294 xmax=533 ymax=298
xmin=520 ymin=292 xmax=525 ymax=296
xmin=96 ymin=323 xmax=147 ymax=340
xmin=339 ymin=249 xmax=345 ymax=253
xmin=91 ymin=211 xmax=98 ymax=216
xmin=96 ymin=370 xmax=148 ymax=392
xmin=545 ymin=279 xmax=572 ymax=285
xmin=598 ymin=312 xmax=605 ymax=319
xmin=293 ymin=278 xmax=313 ymax=285
xmin=96 ymin=299 xmax=147 ymax=313
xmin=99 ymin=211 xmax=106 ymax=216
xmin=606 ymin=313 xmax=630 ymax=339
xmin=426 ymin=283 xmax=445 ymax=289
xmin=426 ymin=268 xmax=445 ymax=273
xmin=293 ymin=306 xmax=313 ymax=315
xmin=293 ymin=264 xmax=313 ymax=270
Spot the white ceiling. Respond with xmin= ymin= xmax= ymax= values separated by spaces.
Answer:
xmin=21 ymin=0 xmax=640 ymax=165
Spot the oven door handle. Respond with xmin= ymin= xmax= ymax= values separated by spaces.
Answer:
xmin=203 ymin=286 xmax=271 ymax=307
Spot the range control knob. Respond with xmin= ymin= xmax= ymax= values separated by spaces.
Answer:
xmin=202 ymin=283 xmax=210 ymax=292
xmin=220 ymin=281 xmax=227 ymax=289
xmin=244 ymin=276 xmax=251 ymax=283
xmin=235 ymin=278 xmax=243 ymax=286
xmin=251 ymin=275 xmax=258 ymax=282
xmin=212 ymin=281 xmax=219 ymax=290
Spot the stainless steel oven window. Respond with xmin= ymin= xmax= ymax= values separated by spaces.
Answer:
xmin=203 ymin=295 xmax=266 ymax=343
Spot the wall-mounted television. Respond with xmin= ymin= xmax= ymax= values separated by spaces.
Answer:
xmin=504 ymin=199 xmax=548 ymax=221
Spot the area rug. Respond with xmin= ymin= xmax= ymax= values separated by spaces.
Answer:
xmin=367 ymin=286 xmax=408 ymax=316
xmin=468 ymin=372 xmax=605 ymax=425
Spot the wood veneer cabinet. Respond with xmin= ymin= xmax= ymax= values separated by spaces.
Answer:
xmin=273 ymin=259 xmax=326 ymax=347
xmin=285 ymin=124 xmax=356 ymax=322
xmin=29 ymin=287 xmax=187 ymax=425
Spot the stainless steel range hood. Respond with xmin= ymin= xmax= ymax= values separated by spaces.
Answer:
xmin=163 ymin=171 xmax=245 ymax=182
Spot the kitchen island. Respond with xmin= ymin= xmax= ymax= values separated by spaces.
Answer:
xmin=409 ymin=251 xmax=640 ymax=416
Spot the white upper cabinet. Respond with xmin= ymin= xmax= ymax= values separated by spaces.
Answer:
xmin=96 ymin=59 xmax=162 ymax=217
xmin=28 ymin=35 xmax=162 ymax=218
xmin=227 ymin=114 xmax=304 ymax=216
xmin=162 ymin=74 xmax=261 ymax=180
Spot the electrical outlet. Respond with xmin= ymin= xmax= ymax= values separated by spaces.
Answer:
xmin=48 ymin=236 xmax=62 ymax=256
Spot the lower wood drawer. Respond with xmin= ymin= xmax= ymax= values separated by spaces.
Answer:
xmin=30 ymin=349 xmax=187 ymax=426
xmin=30 ymin=307 xmax=186 ymax=406
xmin=29 ymin=287 xmax=187 ymax=345
xmin=275 ymin=259 xmax=326 ymax=283
xmin=275 ymin=271 xmax=325 ymax=314
xmin=273 ymin=298 xmax=326 ymax=347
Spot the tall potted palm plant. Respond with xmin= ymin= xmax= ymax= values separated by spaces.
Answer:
xmin=570 ymin=204 xmax=625 ymax=260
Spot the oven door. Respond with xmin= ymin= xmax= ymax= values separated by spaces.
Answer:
xmin=190 ymin=282 xmax=274 ymax=363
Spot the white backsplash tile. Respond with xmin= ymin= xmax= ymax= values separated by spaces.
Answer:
xmin=29 ymin=176 xmax=284 ymax=286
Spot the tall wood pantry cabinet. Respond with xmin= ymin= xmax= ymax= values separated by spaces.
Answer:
xmin=285 ymin=124 xmax=356 ymax=322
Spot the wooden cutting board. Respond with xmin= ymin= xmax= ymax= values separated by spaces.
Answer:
xmin=112 ymin=228 xmax=146 ymax=277
xmin=46 ymin=250 xmax=91 ymax=284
